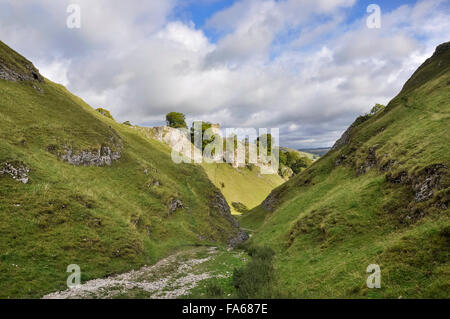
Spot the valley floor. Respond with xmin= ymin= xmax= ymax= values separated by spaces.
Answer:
xmin=42 ymin=246 xmax=247 ymax=299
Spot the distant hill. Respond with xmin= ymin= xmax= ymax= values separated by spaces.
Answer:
xmin=241 ymin=42 xmax=450 ymax=298
xmin=280 ymin=146 xmax=315 ymax=160
xmin=298 ymin=147 xmax=331 ymax=158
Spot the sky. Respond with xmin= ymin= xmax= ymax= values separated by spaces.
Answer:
xmin=0 ymin=0 xmax=449 ymax=148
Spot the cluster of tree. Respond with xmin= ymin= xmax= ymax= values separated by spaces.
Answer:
xmin=190 ymin=121 xmax=216 ymax=151
xmin=166 ymin=112 xmax=187 ymax=128
xmin=279 ymin=150 xmax=312 ymax=174
xmin=166 ymin=113 xmax=310 ymax=176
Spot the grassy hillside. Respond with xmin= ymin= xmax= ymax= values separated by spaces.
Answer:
xmin=202 ymin=163 xmax=284 ymax=215
xmin=0 ymin=41 xmax=245 ymax=298
xmin=280 ymin=147 xmax=316 ymax=160
xmin=298 ymin=148 xmax=330 ymax=159
xmin=128 ymin=125 xmax=285 ymax=216
xmin=241 ymin=42 xmax=450 ymax=298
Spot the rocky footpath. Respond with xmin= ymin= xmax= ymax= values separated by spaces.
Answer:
xmin=42 ymin=247 xmax=227 ymax=299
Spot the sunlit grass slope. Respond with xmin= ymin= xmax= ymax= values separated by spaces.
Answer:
xmin=202 ymin=163 xmax=284 ymax=215
xmin=241 ymin=42 xmax=450 ymax=298
xmin=0 ymin=41 xmax=243 ymax=298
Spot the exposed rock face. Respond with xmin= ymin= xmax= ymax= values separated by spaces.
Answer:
xmin=0 ymin=59 xmax=43 ymax=82
xmin=334 ymin=153 xmax=347 ymax=167
xmin=136 ymin=126 xmax=202 ymax=161
xmin=332 ymin=115 xmax=371 ymax=151
xmin=0 ymin=161 xmax=30 ymax=183
xmin=168 ymin=198 xmax=184 ymax=215
xmin=412 ymin=164 xmax=448 ymax=202
xmin=331 ymin=126 xmax=353 ymax=151
xmin=211 ymin=191 xmax=248 ymax=246
xmin=61 ymin=146 xmax=121 ymax=166
xmin=261 ymin=190 xmax=278 ymax=211
xmin=386 ymin=171 xmax=410 ymax=184
xmin=356 ymin=147 xmax=378 ymax=175
xmin=386 ymin=164 xmax=448 ymax=203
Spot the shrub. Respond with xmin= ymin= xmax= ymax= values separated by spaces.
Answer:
xmin=122 ymin=120 xmax=132 ymax=126
xmin=370 ymin=103 xmax=386 ymax=115
xmin=96 ymin=108 xmax=114 ymax=120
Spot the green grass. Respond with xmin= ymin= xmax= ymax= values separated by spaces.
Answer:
xmin=181 ymin=247 xmax=249 ymax=298
xmin=202 ymin=163 xmax=284 ymax=215
xmin=0 ymin=41 xmax=244 ymax=298
xmin=240 ymin=43 xmax=450 ymax=298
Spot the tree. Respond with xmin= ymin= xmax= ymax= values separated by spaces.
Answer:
xmin=166 ymin=112 xmax=187 ymax=128
xmin=122 ymin=120 xmax=132 ymax=126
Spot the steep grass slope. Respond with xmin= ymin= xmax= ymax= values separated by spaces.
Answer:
xmin=241 ymin=42 xmax=450 ymax=298
xmin=202 ymin=163 xmax=284 ymax=215
xmin=0 ymin=41 xmax=245 ymax=298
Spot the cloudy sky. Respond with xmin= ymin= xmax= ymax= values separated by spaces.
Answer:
xmin=1 ymin=0 xmax=449 ymax=148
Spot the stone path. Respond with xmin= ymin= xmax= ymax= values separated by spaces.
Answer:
xmin=43 ymin=246 xmax=226 ymax=299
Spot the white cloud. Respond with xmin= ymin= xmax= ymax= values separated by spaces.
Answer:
xmin=37 ymin=59 xmax=70 ymax=86
xmin=0 ymin=0 xmax=448 ymax=148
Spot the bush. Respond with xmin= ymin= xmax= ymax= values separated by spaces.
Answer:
xmin=370 ymin=103 xmax=386 ymax=115
xmin=122 ymin=120 xmax=132 ymax=126
xmin=96 ymin=108 xmax=114 ymax=120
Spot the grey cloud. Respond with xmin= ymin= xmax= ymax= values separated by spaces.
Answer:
xmin=0 ymin=0 xmax=448 ymax=149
